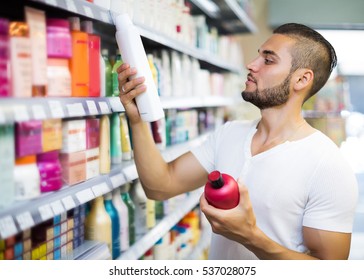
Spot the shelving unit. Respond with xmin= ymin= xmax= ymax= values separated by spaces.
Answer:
xmin=1 ymin=0 xmax=255 ymax=260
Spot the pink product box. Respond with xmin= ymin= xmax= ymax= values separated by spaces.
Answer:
xmin=59 ymin=151 xmax=86 ymax=186
xmin=37 ymin=150 xmax=63 ymax=192
xmin=15 ymin=121 xmax=43 ymax=157
xmin=86 ymin=118 xmax=100 ymax=149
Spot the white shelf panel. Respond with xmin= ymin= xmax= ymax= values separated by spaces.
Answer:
xmin=0 ymin=97 xmax=124 ymax=124
xmin=161 ymin=96 xmax=235 ymax=109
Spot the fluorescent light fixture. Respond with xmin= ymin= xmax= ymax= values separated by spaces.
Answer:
xmin=191 ymin=0 xmax=220 ymax=17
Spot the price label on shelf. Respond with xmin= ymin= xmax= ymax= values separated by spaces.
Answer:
xmin=48 ymin=100 xmax=65 ymax=118
xmin=92 ymin=183 xmax=110 ymax=197
xmin=15 ymin=212 xmax=35 ymax=231
xmin=109 ymin=97 xmax=125 ymax=112
xmin=98 ymin=101 xmax=111 ymax=114
xmin=67 ymin=103 xmax=86 ymax=117
xmin=84 ymin=6 xmax=94 ymax=18
xmin=75 ymin=188 xmax=95 ymax=204
xmin=13 ymin=105 xmax=29 ymax=122
xmin=0 ymin=110 xmax=5 ymax=124
xmin=50 ymin=200 xmax=65 ymax=216
xmin=65 ymin=0 xmax=78 ymax=13
xmin=110 ymin=173 xmax=126 ymax=189
xmin=100 ymin=11 xmax=110 ymax=23
xmin=86 ymin=100 xmax=99 ymax=115
xmin=38 ymin=204 xmax=54 ymax=221
xmin=31 ymin=104 xmax=46 ymax=120
xmin=62 ymin=196 xmax=76 ymax=211
xmin=0 ymin=216 xmax=17 ymax=239
xmin=123 ymin=164 xmax=138 ymax=181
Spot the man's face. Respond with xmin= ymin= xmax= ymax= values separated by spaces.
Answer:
xmin=242 ymin=34 xmax=295 ymax=109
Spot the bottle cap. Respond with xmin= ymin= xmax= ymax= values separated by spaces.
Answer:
xmin=208 ymin=170 xmax=224 ymax=188
xmin=81 ymin=20 xmax=93 ymax=34
xmin=47 ymin=19 xmax=70 ymax=29
xmin=68 ymin=17 xmax=80 ymax=31
xmin=16 ymin=155 xmax=36 ymax=165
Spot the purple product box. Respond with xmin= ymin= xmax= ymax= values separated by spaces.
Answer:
xmin=15 ymin=121 xmax=42 ymax=157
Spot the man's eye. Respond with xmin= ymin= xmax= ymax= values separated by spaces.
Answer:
xmin=265 ymin=59 xmax=273 ymax=64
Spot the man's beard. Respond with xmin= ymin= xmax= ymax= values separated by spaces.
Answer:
xmin=241 ymin=73 xmax=292 ymax=110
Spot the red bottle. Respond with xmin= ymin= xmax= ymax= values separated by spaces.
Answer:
xmin=204 ymin=170 xmax=239 ymax=210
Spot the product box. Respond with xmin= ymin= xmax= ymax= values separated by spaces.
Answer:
xmin=86 ymin=118 xmax=100 ymax=149
xmin=59 ymin=151 xmax=86 ymax=186
xmin=61 ymin=119 xmax=86 ymax=153
xmin=86 ymin=147 xmax=100 ymax=180
xmin=15 ymin=120 xmax=42 ymax=157
xmin=42 ymin=119 xmax=62 ymax=152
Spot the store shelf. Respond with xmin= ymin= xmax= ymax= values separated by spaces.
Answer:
xmin=118 ymin=187 xmax=204 ymax=260
xmin=160 ymin=96 xmax=235 ymax=109
xmin=0 ymin=97 xmax=124 ymax=125
xmin=62 ymin=240 xmax=111 ymax=260
xmin=0 ymin=133 xmax=209 ymax=239
xmin=189 ymin=0 xmax=258 ymax=34
xmin=30 ymin=0 xmax=113 ymax=24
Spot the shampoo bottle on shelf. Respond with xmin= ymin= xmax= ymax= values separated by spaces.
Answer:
xmin=112 ymin=187 xmax=129 ymax=252
xmin=111 ymin=50 xmax=123 ymax=97
xmin=121 ymin=183 xmax=136 ymax=246
xmin=119 ymin=112 xmax=132 ymax=160
xmin=102 ymin=49 xmax=112 ymax=97
xmin=81 ymin=20 xmax=101 ymax=97
xmin=0 ymin=18 xmax=10 ymax=97
xmin=110 ymin=113 xmax=122 ymax=164
xmin=68 ymin=17 xmax=89 ymax=97
xmin=104 ymin=192 xmax=121 ymax=259
xmin=99 ymin=115 xmax=111 ymax=174
xmin=114 ymin=13 xmax=164 ymax=122
xmin=204 ymin=170 xmax=239 ymax=210
xmin=85 ymin=196 xmax=112 ymax=257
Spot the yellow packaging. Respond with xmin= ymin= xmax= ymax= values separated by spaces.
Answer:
xmin=42 ymin=119 xmax=62 ymax=152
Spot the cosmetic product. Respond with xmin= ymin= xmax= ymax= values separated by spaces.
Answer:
xmin=115 ymin=14 xmax=164 ymax=122
xmin=46 ymin=19 xmax=72 ymax=58
xmin=85 ymin=196 xmax=112 ymax=255
xmin=121 ymin=184 xmax=135 ymax=246
xmin=85 ymin=118 xmax=100 ymax=149
xmin=111 ymin=50 xmax=122 ymax=97
xmin=46 ymin=58 xmax=71 ymax=97
xmin=42 ymin=119 xmax=62 ymax=152
xmin=119 ymin=113 xmax=132 ymax=160
xmin=61 ymin=119 xmax=86 ymax=153
xmin=81 ymin=20 xmax=100 ymax=97
xmin=9 ymin=21 xmax=32 ymax=97
xmin=110 ymin=113 xmax=122 ymax=164
xmin=25 ymin=7 xmax=47 ymax=97
xmin=103 ymin=192 xmax=121 ymax=259
xmin=37 ymin=150 xmax=62 ymax=192
xmin=14 ymin=155 xmax=40 ymax=200
xmin=0 ymin=18 xmax=10 ymax=97
xmin=59 ymin=151 xmax=86 ymax=186
xmin=99 ymin=115 xmax=110 ymax=174
xmin=85 ymin=147 xmax=99 ymax=180
xmin=15 ymin=120 xmax=42 ymax=158
xmin=102 ymin=49 xmax=112 ymax=97
xmin=130 ymin=180 xmax=147 ymax=239
xmin=68 ymin=17 xmax=89 ymax=97
xmin=112 ymin=188 xmax=129 ymax=252
xmin=0 ymin=124 xmax=15 ymax=208
xmin=204 ymin=170 xmax=239 ymax=210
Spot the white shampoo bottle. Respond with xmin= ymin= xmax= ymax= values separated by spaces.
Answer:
xmin=114 ymin=13 xmax=164 ymax=122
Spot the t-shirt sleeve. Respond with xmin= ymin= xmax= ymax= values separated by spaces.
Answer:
xmin=190 ymin=122 xmax=231 ymax=173
xmin=303 ymin=150 xmax=358 ymax=233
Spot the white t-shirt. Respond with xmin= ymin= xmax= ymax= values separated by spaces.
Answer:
xmin=191 ymin=119 xmax=358 ymax=260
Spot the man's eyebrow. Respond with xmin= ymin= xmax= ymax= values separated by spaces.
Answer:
xmin=258 ymin=49 xmax=280 ymax=59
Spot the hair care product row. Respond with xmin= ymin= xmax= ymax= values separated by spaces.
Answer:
xmin=0 ymin=205 xmax=86 ymax=260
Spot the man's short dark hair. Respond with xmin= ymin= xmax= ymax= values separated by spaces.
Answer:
xmin=273 ymin=23 xmax=337 ymax=101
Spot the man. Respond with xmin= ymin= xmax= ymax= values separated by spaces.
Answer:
xmin=117 ymin=23 xmax=358 ymax=259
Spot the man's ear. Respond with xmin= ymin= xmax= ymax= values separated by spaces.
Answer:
xmin=293 ymin=69 xmax=314 ymax=92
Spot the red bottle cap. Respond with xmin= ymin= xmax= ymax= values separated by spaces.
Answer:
xmin=208 ymin=170 xmax=224 ymax=188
